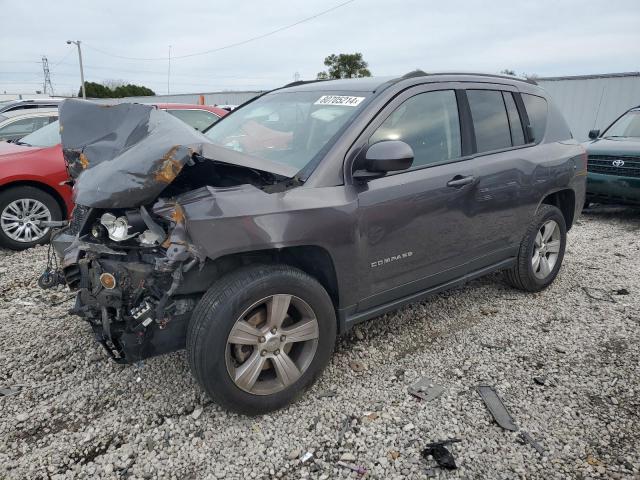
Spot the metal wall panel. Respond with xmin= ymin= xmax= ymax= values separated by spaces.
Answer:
xmin=538 ymin=74 xmax=640 ymax=141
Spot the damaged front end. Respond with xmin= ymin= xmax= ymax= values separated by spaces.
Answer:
xmin=59 ymin=203 xmax=201 ymax=363
xmin=48 ymin=100 xmax=299 ymax=363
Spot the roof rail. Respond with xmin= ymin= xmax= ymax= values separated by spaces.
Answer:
xmin=401 ymin=69 xmax=429 ymax=79
xmin=280 ymin=79 xmax=328 ymax=89
xmin=396 ymin=71 xmax=538 ymax=85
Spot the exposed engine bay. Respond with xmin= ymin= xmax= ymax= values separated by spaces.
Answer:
xmin=47 ymin=99 xmax=303 ymax=362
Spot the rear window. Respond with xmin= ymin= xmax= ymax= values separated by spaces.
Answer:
xmin=467 ymin=90 xmax=512 ymax=152
xmin=166 ymin=109 xmax=220 ymax=132
xmin=521 ymin=94 xmax=548 ymax=143
xmin=19 ymin=119 xmax=61 ymax=147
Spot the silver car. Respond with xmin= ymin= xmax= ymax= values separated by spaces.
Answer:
xmin=0 ymin=109 xmax=59 ymax=142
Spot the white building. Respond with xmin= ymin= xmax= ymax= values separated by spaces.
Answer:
xmin=537 ymin=72 xmax=640 ymax=141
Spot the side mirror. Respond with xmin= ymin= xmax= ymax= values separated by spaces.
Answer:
xmin=588 ymin=129 xmax=600 ymax=140
xmin=353 ymin=140 xmax=414 ymax=180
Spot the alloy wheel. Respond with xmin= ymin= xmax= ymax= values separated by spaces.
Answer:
xmin=532 ymin=219 xmax=561 ymax=279
xmin=0 ymin=198 xmax=51 ymax=243
xmin=225 ymin=294 xmax=319 ymax=395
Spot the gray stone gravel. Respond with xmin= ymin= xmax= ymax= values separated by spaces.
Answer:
xmin=1 ymin=207 xmax=639 ymax=480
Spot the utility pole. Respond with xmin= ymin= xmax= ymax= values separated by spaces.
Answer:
xmin=66 ymin=40 xmax=86 ymax=99
xmin=41 ymin=56 xmax=54 ymax=96
xmin=167 ymin=45 xmax=172 ymax=95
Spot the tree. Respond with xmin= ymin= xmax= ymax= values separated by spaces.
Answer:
xmin=113 ymin=84 xmax=155 ymax=97
xmin=79 ymin=81 xmax=155 ymax=98
xmin=500 ymin=69 xmax=516 ymax=76
xmin=81 ymin=81 xmax=112 ymax=98
xmin=102 ymin=79 xmax=127 ymax=90
xmin=317 ymin=53 xmax=371 ymax=80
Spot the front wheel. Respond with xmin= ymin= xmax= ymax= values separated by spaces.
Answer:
xmin=504 ymin=204 xmax=567 ymax=292
xmin=187 ymin=265 xmax=336 ymax=415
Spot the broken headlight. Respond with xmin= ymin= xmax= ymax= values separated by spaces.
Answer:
xmin=99 ymin=213 xmax=137 ymax=242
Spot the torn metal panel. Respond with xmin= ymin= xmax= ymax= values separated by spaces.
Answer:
xmin=476 ymin=385 xmax=518 ymax=431
xmin=59 ymin=99 xmax=298 ymax=209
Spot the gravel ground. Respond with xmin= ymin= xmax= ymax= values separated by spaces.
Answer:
xmin=1 ymin=207 xmax=639 ymax=480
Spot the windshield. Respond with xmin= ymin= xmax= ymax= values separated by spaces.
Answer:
xmin=604 ymin=110 xmax=640 ymax=138
xmin=204 ymin=90 xmax=370 ymax=172
xmin=18 ymin=119 xmax=61 ymax=147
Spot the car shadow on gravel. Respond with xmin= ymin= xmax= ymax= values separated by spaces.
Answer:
xmin=333 ymin=273 xmax=508 ymax=360
xmin=582 ymin=204 xmax=640 ymax=227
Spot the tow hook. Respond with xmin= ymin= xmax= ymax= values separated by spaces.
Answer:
xmin=38 ymin=267 xmax=65 ymax=289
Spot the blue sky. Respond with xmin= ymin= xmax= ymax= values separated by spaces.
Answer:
xmin=1 ymin=0 xmax=639 ymax=96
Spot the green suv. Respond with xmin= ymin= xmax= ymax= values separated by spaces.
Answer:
xmin=585 ymin=106 xmax=640 ymax=206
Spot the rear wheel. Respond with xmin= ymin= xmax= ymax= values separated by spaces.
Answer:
xmin=0 ymin=186 xmax=62 ymax=250
xmin=187 ymin=265 xmax=336 ymax=415
xmin=504 ymin=204 xmax=567 ymax=292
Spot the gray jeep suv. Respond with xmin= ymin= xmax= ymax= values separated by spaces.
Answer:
xmin=49 ymin=72 xmax=586 ymax=414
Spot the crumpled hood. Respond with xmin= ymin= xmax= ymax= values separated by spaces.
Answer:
xmin=60 ymin=99 xmax=298 ymax=208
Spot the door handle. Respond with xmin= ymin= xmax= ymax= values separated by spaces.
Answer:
xmin=446 ymin=175 xmax=476 ymax=187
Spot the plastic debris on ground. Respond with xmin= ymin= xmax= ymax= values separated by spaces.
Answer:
xmin=477 ymin=385 xmax=546 ymax=455
xmin=337 ymin=461 xmax=367 ymax=475
xmin=408 ymin=377 xmax=445 ymax=402
xmin=421 ymin=438 xmax=462 ymax=470
xmin=519 ymin=431 xmax=545 ymax=455
xmin=476 ymin=385 xmax=518 ymax=431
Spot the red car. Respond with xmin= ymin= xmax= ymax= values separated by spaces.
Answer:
xmin=0 ymin=103 xmax=227 ymax=250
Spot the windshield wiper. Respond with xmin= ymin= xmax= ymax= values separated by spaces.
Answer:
xmin=13 ymin=140 xmax=32 ymax=146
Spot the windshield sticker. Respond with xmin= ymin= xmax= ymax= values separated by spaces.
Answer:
xmin=314 ymin=95 xmax=365 ymax=107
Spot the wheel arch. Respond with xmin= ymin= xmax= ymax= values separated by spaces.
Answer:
xmin=0 ymin=180 xmax=69 ymax=218
xmin=539 ymin=188 xmax=576 ymax=230
xmin=182 ymin=245 xmax=341 ymax=310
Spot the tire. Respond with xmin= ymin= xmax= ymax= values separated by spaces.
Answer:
xmin=0 ymin=186 xmax=62 ymax=250
xmin=187 ymin=264 xmax=337 ymax=415
xmin=504 ymin=204 xmax=567 ymax=292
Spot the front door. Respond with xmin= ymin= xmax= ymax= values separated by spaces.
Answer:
xmin=354 ymin=87 xmax=481 ymax=310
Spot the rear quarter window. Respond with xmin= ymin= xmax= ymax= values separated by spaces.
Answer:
xmin=521 ymin=94 xmax=548 ymax=143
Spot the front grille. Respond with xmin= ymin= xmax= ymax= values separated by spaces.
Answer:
xmin=587 ymin=155 xmax=640 ymax=178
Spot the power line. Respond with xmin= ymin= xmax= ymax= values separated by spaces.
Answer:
xmin=51 ymin=50 xmax=74 ymax=68
xmin=83 ymin=0 xmax=357 ymax=61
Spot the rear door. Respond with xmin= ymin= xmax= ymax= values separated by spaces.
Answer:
xmin=463 ymin=87 xmax=537 ymax=255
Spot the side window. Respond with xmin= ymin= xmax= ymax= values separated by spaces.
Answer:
xmin=521 ymin=94 xmax=548 ymax=142
xmin=166 ymin=109 xmax=220 ymax=131
xmin=502 ymin=92 xmax=525 ymax=146
xmin=370 ymin=90 xmax=461 ymax=168
xmin=0 ymin=117 xmax=36 ymax=136
xmin=467 ymin=90 xmax=512 ymax=152
xmin=32 ymin=116 xmax=52 ymax=131
xmin=8 ymin=105 xmax=37 ymax=112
